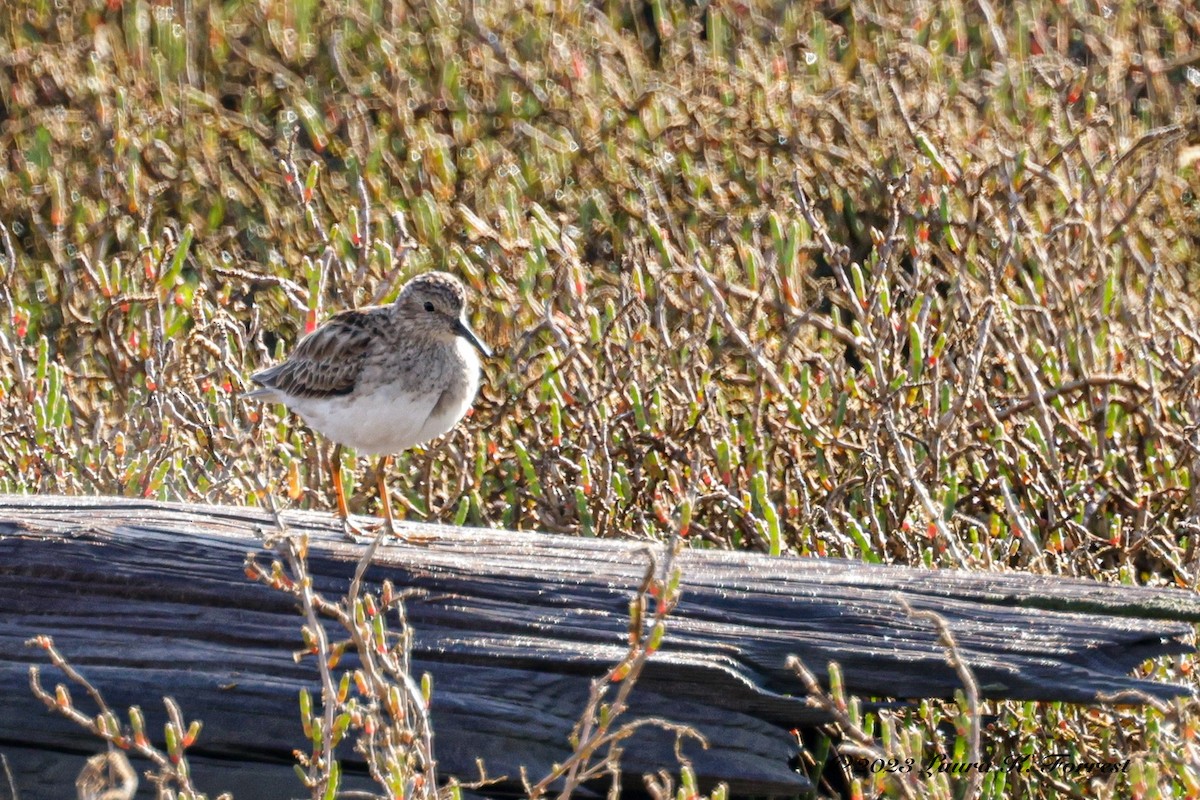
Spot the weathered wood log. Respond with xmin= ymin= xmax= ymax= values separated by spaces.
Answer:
xmin=1 ymin=495 xmax=1198 ymax=799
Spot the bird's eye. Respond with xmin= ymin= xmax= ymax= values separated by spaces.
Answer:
xmin=423 ymin=301 xmax=435 ymax=312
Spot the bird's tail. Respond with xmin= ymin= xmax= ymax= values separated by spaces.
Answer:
xmin=242 ymin=380 xmax=278 ymax=401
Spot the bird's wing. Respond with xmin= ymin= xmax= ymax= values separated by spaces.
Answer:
xmin=250 ymin=308 xmax=382 ymax=399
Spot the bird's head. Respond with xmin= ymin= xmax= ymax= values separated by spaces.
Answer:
xmin=394 ymin=272 xmax=492 ymax=357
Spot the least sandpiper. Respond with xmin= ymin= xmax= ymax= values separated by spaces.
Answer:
xmin=247 ymin=271 xmax=490 ymax=536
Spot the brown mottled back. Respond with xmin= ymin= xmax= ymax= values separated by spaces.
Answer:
xmin=249 ymin=309 xmax=384 ymax=399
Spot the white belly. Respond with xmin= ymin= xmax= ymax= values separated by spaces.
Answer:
xmin=289 ymin=339 xmax=480 ymax=455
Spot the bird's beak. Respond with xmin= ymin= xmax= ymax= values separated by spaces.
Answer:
xmin=455 ymin=318 xmax=492 ymax=358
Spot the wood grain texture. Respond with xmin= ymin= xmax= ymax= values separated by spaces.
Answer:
xmin=1 ymin=495 xmax=1197 ymax=799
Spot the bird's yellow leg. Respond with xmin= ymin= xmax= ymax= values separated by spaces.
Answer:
xmin=331 ymin=443 xmax=350 ymax=522
xmin=373 ymin=456 xmax=435 ymax=546
xmin=375 ymin=455 xmax=396 ymax=536
xmin=331 ymin=443 xmax=370 ymax=540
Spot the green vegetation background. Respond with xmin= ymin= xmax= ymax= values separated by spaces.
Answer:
xmin=2 ymin=0 xmax=1200 ymax=796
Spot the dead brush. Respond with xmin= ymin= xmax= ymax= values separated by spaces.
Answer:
xmin=4 ymin=0 xmax=1200 ymax=797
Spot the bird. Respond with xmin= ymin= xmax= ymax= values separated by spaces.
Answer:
xmin=247 ymin=271 xmax=491 ymax=537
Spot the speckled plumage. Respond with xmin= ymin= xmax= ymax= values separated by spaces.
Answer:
xmin=248 ymin=271 xmax=490 ymax=455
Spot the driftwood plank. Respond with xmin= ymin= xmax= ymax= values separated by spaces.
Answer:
xmin=1 ymin=495 xmax=1198 ymax=799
